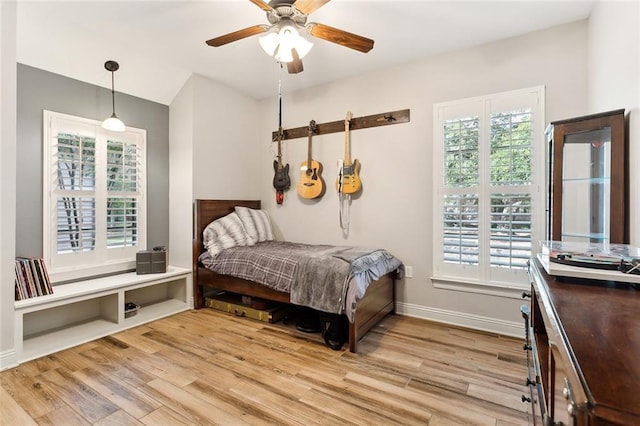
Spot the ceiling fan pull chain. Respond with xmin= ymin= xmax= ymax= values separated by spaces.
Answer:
xmin=278 ymin=63 xmax=283 ymax=128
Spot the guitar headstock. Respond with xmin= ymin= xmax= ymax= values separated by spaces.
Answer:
xmin=274 ymin=126 xmax=284 ymax=142
xmin=308 ymin=120 xmax=317 ymax=135
xmin=345 ymin=111 xmax=352 ymax=128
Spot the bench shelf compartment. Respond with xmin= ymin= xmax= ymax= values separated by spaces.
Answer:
xmin=14 ymin=266 xmax=191 ymax=363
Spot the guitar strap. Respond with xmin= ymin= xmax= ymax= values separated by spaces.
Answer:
xmin=337 ymin=159 xmax=351 ymax=232
xmin=275 ymin=71 xmax=285 ymax=204
xmin=339 ymin=194 xmax=351 ymax=232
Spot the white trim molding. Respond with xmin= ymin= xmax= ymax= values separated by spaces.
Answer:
xmin=0 ymin=349 xmax=19 ymax=371
xmin=431 ymin=276 xmax=529 ymax=300
xmin=395 ymin=301 xmax=525 ymax=338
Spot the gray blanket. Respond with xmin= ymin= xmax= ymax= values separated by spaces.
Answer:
xmin=291 ymin=245 xmax=379 ymax=315
xmin=199 ymin=241 xmax=400 ymax=317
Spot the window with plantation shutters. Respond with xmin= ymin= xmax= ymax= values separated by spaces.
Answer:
xmin=489 ymin=110 xmax=533 ymax=270
xmin=106 ymin=140 xmax=139 ymax=248
xmin=433 ymin=87 xmax=544 ymax=290
xmin=55 ymin=133 xmax=96 ymax=254
xmin=44 ymin=111 xmax=147 ymax=282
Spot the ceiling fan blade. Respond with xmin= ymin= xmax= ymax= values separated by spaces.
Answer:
xmin=294 ymin=0 xmax=330 ymax=15
xmin=307 ymin=23 xmax=374 ymax=53
xmin=287 ymin=49 xmax=304 ymax=74
xmin=249 ymin=0 xmax=274 ymax=12
xmin=205 ymin=25 xmax=268 ymax=47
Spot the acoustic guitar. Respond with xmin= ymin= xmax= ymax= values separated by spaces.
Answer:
xmin=336 ymin=111 xmax=361 ymax=194
xmin=272 ymin=126 xmax=291 ymax=193
xmin=297 ymin=120 xmax=325 ymax=199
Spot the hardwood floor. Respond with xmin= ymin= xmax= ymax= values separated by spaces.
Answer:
xmin=1 ymin=309 xmax=532 ymax=425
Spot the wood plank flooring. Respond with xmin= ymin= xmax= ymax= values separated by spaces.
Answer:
xmin=1 ymin=309 xmax=532 ymax=425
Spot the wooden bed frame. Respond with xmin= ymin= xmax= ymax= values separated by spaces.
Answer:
xmin=192 ymin=199 xmax=396 ymax=353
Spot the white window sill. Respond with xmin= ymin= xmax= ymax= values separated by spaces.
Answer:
xmin=50 ymin=260 xmax=137 ymax=284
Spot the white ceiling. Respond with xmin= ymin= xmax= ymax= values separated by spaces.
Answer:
xmin=16 ymin=0 xmax=596 ymax=105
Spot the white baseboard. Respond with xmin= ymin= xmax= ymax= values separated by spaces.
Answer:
xmin=0 ymin=349 xmax=18 ymax=371
xmin=395 ymin=301 xmax=524 ymax=338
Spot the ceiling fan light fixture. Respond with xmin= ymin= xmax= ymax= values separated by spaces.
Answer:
xmin=259 ymin=24 xmax=313 ymax=63
xmin=278 ymin=25 xmax=298 ymax=43
xmin=102 ymin=60 xmax=126 ymax=132
xmin=292 ymin=33 xmax=313 ymax=59
xmin=258 ymin=32 xmax=279 ymax=56
xmin=275 ymin=45 xmax=294 ymax=63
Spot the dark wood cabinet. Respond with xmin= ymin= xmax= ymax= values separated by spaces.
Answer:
xmin=525 ymin=258 xmax=640 ymax=425
xmin=546 ymin=109 xmax=627 ymax=244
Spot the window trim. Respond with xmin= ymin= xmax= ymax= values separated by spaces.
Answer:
xmin=43 ymin=110 xmax=147 ymax=283
xmin=432 ymin=86 xmax=545 ymax=291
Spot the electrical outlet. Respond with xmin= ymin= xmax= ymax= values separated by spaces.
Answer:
xmin=405 ymin=265 xmax=413 ymax=278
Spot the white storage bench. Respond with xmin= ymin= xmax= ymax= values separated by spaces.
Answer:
xmin=14 ymin=266 xmax=191 ymax=363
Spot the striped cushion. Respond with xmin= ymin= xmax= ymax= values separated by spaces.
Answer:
xmin=203 ymin=212 xmax=250 ymax=257
xmin=235 ymin=206 xmax=274 ymax=244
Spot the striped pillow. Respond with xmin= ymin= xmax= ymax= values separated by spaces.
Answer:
xmin=235 ymin=206 xmax=274 ymax=244
xmin=202 ymin=212 xmax=250 ymax=257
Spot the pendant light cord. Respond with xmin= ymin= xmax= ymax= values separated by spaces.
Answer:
xmin=102 ymin=60 xmax=125 ymax=131
xmin=111 ymin=71 xmax=116 ymax=115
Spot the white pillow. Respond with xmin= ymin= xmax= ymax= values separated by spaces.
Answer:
xmin=234 ymin=206 xmax=274 ymax=244
xmin=202 ymin=212 xmax=249 ymax=257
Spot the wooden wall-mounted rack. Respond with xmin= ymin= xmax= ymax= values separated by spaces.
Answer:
xmin=272 ymin=108 xmax=410 ymax=141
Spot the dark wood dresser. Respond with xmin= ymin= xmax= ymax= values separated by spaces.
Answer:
xmin=523 ymin=257 xmax=640 ymax=425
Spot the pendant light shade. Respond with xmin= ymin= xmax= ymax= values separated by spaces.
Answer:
xmin=102 ymin=60 xmax=126 ymax=132
xmin=102 ymin=114 xmax=126 ymax=132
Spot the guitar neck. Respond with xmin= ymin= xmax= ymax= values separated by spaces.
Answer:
xmin=276 ymin=127 xmax=283 ymax=166
xmin=344 ymin=112 xmax=352 ymax=165
xmin=307 ymin=120 xmax=316 ymax=164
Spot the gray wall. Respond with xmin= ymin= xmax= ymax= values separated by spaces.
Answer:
xmin=16 ymin=63 xmax=170 ymax=258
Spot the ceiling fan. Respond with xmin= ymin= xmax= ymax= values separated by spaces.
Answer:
xmin=205 ymin=0 xmax=374 ymax=74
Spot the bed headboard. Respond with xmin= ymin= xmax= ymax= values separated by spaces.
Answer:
xmin=192 ymin=199 xmax=261 ymax=266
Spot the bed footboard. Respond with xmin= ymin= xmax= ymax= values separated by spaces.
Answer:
xmin=349 ymin=273 xmax=395 ymax=353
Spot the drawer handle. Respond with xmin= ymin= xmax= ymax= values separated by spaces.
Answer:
xmin=525 ymin=377 xmax=536 ymax=387
xmin=233 ymin=309 xmax=246 ymax=317
xmin=521 ymin=395 xmax=532 ymax=403
xmin=562 ymin=377 xmax=577 ymax=422
xmin=523 ymin=342 xmax=532 ymax=351
xmin=522 ymin=291 xmax=531 ymax=298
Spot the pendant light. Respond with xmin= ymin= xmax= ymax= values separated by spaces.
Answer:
xmin=102 ymin=60 xmax=126 ymax=132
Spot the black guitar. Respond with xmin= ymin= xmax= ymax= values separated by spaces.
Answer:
xmin=273 ymin=127 xmax=290 ymax=190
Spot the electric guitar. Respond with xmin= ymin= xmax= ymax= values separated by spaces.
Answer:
xmin=297 ymin=120 xmax=325 ymax=199
xmin=272 ymin=126 xmax=291 ymax=192
xmin=336 ymin=111 xmax=361 ymax=194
